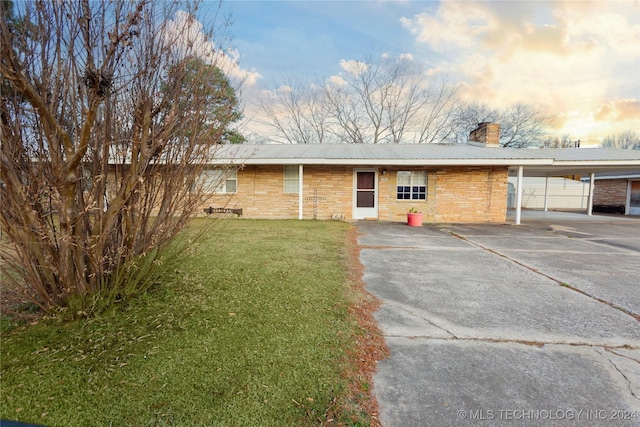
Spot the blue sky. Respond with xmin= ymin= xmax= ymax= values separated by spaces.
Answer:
xmin=225 ymin=1 xmax=425 ymax=77
xmin=206 ymin=0 xmax=640 ymax=145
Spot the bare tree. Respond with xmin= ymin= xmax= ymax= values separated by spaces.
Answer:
xmin=325 ymin=56 xmax=459 ymax=144
xmin=601 ymin=129 xmax=640 ymax=150
xmin=1 ymin=0 xmax=242 ymax=316
xmin=258 ymin=55 xmax=458 ymax=144
xmin=449 ymin=101 xmax=549 ymax=148
xmin=542 ymin=134 xmax=580 ymax=148
xmin=257 ymin=78 xmax=331 ymax=144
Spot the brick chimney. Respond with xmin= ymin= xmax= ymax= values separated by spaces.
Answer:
xmin=468 ymin=122 xmax=501 ymax=148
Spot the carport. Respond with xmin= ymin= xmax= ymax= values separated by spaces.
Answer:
xmin=508 ymin=148 xmax=640 ymax=224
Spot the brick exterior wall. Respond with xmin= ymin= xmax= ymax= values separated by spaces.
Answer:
xmin=201 ymin=165 xmax=353 ymax=220
xmin=593 ymin=179 xmax=628 ymax=206
xmin=200 ymin=165 xmax=509 ymax=223
xmin=434 ymin=167 xmax=508 ymax=222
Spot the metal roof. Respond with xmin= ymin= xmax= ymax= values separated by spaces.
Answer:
xmin=508 ymin=149 xmax=640 ymax=176
xmin=211 ymin=144 xmax=640 ymax=176
xmin=212 ymin=143 xmax=552 ymax=166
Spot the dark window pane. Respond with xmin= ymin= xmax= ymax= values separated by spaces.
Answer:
xmin=419 ymin=194 xmax=426 ymax=200
xmin=357 ymin=172 xmax=375 ymax=190
xmin=357 ymin=191 xmax=375 ymax=207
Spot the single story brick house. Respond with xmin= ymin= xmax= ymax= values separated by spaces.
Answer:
xmin=581 ymin=171 xmax=640 ymax=216
xmin=196 ymin=124 xmax=640 ymax=224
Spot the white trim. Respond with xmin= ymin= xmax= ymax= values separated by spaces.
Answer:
xmin=209 ymin=158 xmax=553 ymax=166
xmin=552 ymin=160 xmax=640 ymax=167
xmin=587 ymin=172 xmax=595 ymax=215
xmin=298 ymin=164 xmax=303 ymax=220
xmin=585 ymin=174 xmax=640 ymax=181
xmin=515 ymin=166 xmax=523 ymax=225
xmin=543 ymin=175 xmax=549 ymax=212
xmin=353 ymin=169 xmax=378 ymax=220
xmin=625 ymin=180 xmax=632 ymax=215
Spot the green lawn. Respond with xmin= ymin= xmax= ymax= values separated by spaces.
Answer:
xmin=1 ymin=219 xmax=374 ymax=426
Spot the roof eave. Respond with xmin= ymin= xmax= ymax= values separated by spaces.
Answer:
xmin=208 ymin=158 xmax=553 ymax=166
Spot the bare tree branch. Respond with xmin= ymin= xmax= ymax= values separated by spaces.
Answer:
xmin=1 ymin=0 xmax=243 ymax=316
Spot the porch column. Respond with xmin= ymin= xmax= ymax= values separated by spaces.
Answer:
xmin=587 ymin=172 xmax=595 ymax=216
xmin=543 ymin=176 xmax=549 ymax=212
xmin=298 ymin=164 xmax=304 ymax=220
xmin=516 ymin=166 xmax=523 ymax=225
xmin=625 ymin=180 xmax=632 ymax=215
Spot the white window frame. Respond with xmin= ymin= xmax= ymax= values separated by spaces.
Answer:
xmin=397 ymin=171 xmax=427 ymax=201
xmin=197 ymin=169 xmax=237 ymax=194
xmin=284 ymin=165 xmax=300 ymax=194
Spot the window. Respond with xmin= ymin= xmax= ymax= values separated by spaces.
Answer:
xmin=197 ymin=169 xmax=237 ymax=194
xmin=284 ymin=165 xmax=300 ymax=193
xmin=397 ymin=171 xmax=426 ymax=200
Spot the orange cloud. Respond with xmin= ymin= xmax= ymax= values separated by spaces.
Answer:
xmin=595 ymin=99 xmax=640 ymax=122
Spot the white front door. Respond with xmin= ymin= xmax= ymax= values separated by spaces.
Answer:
xmin=353 ymin=170 xmax=378 ymax=219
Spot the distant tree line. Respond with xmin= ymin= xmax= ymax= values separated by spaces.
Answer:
xmin=254 ymin=55 xmax=550 ymax=148
xmin=254 ymin=54 xmax=640 ymax=149
xmin=600 ymin=130 xmax=640 ymax=150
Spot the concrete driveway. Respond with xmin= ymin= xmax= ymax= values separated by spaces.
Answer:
xmin=357 ymin=214 xmax=640 ymax=426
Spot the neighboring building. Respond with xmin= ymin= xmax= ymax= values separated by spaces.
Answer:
xmin=582 ymin=171 xmax=640 ymax=216
xmin=507 ymin=177 xmax=589 ymax=210
xmin=195 ymin=123 xmax=640 ymax=223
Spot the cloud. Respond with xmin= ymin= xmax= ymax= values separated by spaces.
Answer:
xmin=401 ymin=1 xmax=640 ymax=139
xmin=400 ymin=2 xmax=495 ymax=50
xmin=595 ymin=99 xmax=640 ymax=122
xmin=339 ymin=59 xmax=369 ymax=76
xmin=164 ymin=11 xmax=262 ymax=86
xmin=328 ymin=75 xmax=347 ymax=87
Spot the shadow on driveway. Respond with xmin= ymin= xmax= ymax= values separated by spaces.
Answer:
xmin=357 ymin=220 xmax=640 ymax=426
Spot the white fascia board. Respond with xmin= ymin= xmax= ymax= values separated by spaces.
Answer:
xmin=207 ymin=158 xmax=553 ymax=166
xmin=592 ymin=174 xmax=640 ymax=180
xmin=552 ymin=160 xmax=640 ymax=167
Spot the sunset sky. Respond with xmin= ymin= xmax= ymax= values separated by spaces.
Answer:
xmin=217 ymin=0 xmax=640 ymax=146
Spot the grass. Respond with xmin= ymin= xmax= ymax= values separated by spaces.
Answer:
xmin=1 ymin=219 xmax=373 ymax=426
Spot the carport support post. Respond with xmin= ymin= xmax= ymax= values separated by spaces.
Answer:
xmin=587 ymin=172 xmax=595 ymax=216
xmin=625 ymin=180 xmax=632 ymax=215
xmin=298 ymin=164 xmax=304 ymax=220
xmin=516 ymin=166 xmax=523 ymax=225
xmin=543 ymin=176 xmax=549 ymax=212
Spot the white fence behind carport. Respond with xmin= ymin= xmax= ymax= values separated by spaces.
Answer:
xmin=507 ymin=177 xmax=589 ymax=210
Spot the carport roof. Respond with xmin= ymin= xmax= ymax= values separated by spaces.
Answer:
xmin=212 ymin=143 xmax=640 ymax=174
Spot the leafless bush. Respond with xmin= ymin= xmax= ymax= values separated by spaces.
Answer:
xmin=1 ymin=0 xmax=242 ymax=317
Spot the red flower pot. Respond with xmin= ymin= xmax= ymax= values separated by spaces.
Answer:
xmin=407 ymin=212 xmax=423 ymax=227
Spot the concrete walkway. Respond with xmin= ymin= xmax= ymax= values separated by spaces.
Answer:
xmin=357 ymin=215 xmax=640 ymax=426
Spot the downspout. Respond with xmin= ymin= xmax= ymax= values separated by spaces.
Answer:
xmin=298 ymin=164 xmax=304 ymax=220
xmin=587 ymin=172 xmax=595 ymax=216
xmin=516 ymin=166 xmax=523 ymax=225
